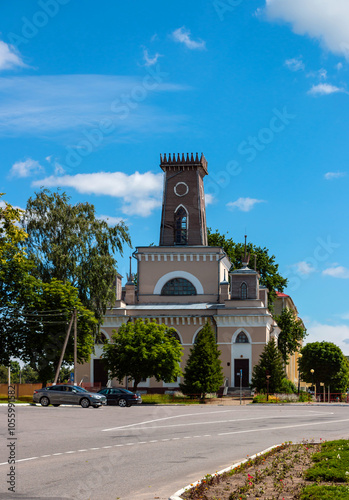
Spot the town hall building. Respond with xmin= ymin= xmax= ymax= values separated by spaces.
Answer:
xmin=77 ymin=153 xmax=300 ymax=391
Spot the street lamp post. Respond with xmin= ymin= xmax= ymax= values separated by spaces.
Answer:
xmin=266 ymin=374 xmax=271 ymax=401
xmin=310 ymin=369 xmax=315 ymax=400
xmin=236 ymin=369 xmax=243 ymax=405
xmin=297 ymin=353 xmax=302 ymax=394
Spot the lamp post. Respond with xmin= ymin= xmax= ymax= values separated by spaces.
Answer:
xmin=236 ymin=369 xmax=242 ymax=405
xmin=310 ymin=369 xmax=315 ymax=399
xmin=266 ymin=373 xmax=271 ymax=401
xmin=297 ymin=353 xmax=302 ymax=394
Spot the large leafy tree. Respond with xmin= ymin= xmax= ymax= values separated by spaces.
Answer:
xmin=102 ymin=319 xmax=183 ymax=391
xmin=21 ymin=279 xmax=97 ymax=386
xmin=251 ymin=340 xmax=285 ymax=393
xmin=180 ymin=322 xmax=224 ymax=400
xmin=24 ymin=189 xmax=131 ymax=326
xmin=207 ymin=229 xmax=287 ymax=308
xmin=274 ymin=308 xmax=307 ymax=364
xmin=298 ymin=342 xmax=349 ymax=394
xmin=0 ymin=195 xmax=37 ymax=364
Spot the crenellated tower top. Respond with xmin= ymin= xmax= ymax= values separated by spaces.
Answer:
xmin=160 ymin=152 xmax=208 ymax=175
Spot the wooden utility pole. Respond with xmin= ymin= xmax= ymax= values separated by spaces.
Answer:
xmin=74 ymin=308 xmax=77 ymax=385
xmin=53 ymin=311 xmax=74 ymax=385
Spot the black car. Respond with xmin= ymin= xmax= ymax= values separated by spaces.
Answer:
xmin=98 ymin=388 xmax=142 ymax=407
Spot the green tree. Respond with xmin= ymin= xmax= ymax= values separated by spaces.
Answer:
xmin=102 ymin=319 xmax=183 ymax=391
xmin=298 ymin=342 xmax=349 ymax=394
xmin=22 ymin=279 xmax=97 ymax=386
xmin=251 ymin=340 xmax=285 ymax=393
xmin=24 ymin=189 xmax=131 ymax=326
xmin=0 ymin=195 xmax=37 ymax=365
xmin=207 ymin=229 xmax=287 ymax=308
xmin=21 ymin=365 xmax=39 ymax=383
xmin=180 ymin=322 xmax=224 ymax=400
xmin=274 ymin=308 xmax=307 ymax=364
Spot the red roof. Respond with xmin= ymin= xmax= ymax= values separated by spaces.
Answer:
xmin=276 ymin=291 xmax=289 ymax=298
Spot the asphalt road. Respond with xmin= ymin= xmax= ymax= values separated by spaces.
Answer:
xmin=1 ymin=403 xmax=349 ymax=499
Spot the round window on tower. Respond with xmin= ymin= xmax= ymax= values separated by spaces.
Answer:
xmin=174 ymin=182 xmax=189 ymax=197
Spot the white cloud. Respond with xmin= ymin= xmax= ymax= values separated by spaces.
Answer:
xmin=324 ymin=171 xmax=346 ymax=180
xmin=9 ymin=158 xmax=44 ymax=178
xmin=285 ymin=56 xmax=304 ymax=72
xmin=226 ymin=197 xmax=265 ymax=212
xmin=142 ymin=48 xmax=162 ymax=67
xmin=264 ymin=0 xmax=349 ymax=59
xmin=336 ymin=62 xmax=343 ymax=70
xmin=0 ymin=75 xmax=187 ymax=137
xmin=205 ymin=193 xmax=215 ymax=205
xmin=308 ymin=83 xmax=346 ymax=96
xmin=340 ymin=312 xmax=349 ymax=320
xmin=98 ymin=215 xmax=125 ymax=226
xmin=305 ymin=321 xmax=349 ymax=355
xmin=171 ymin=27 xmax=206 ymax=50
xmin=0 ymin=41 xmax=26 ymax=70
xmin=32 ymin=171 xmax=163 ymax=217
xmin=294 ymin=261 xmax=317 ymax=275
xmin=323 ymin=265 xmax=349 ymax=279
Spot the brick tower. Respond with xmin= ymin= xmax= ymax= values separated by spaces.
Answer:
xmin=159 ymin=152 xmax=208 ymax=246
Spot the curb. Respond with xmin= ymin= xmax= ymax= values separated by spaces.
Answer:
xmin=168 ymin=443 xmax=283 ymax=500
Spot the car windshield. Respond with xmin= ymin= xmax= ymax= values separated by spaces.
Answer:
xmin=73 ymin=386 xmax=88 ymax=392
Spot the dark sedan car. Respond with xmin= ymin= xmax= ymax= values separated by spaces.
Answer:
xmin=98 ymin=388 xmax=142 ymax=407
xmin=33 ymin=384 xmax=107 ymax=408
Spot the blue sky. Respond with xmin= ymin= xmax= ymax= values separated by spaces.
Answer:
xmin=1 ymin=0 xmax=349 ymax=353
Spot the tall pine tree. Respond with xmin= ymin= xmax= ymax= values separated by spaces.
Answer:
xmin=180 ymin=322 xmax=223 ymax=400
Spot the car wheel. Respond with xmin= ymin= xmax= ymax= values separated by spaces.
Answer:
xmin=118 ymin=398 xmax=127 ymax=407
xmin=80 ymin=398 xmax=90 ymax=408
xmin=40 ymin=396 xmax=50 ymax=407
xmin=52 ymin=404 xmax=60 ymax=407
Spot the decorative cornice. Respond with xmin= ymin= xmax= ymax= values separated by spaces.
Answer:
xmin=214 ymin=315 xmax=273 ymax=328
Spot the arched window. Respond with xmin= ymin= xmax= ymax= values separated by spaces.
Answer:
xmin=161 ymin=278 xmax=196 ymax=296
xmin=235 ymin=331 xmax=249 ymax=343
xmin=175 ymin=206 xmax=187 ymax=245
xmin=96 ymin=333 xmax=108 ymax=345
xmin=171 ymin=331 xmax=182 ymax=344
xmin=240 ymin=282 xmax=247 ymax=299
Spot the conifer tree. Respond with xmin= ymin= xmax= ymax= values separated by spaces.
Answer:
xmin=251 ymin=340 xmax=285 ymax=393
xmin=180 ymin=322 xmax=223 ymax=400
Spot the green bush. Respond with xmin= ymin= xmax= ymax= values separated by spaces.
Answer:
xmin=300 ymin=485 xmax=349 ymax=499
xmin=279 ymin=378 xmax=297 ymax=394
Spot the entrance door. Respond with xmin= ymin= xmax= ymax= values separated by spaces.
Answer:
xmin=93 ymin=359 xmax=108 ymax=387
xmin=234 ymin=359 xmax=249 ymax=388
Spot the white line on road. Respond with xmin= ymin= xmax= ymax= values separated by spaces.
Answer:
xmin=1 ymin=417 xmax=348 ymax=467
xmin=218 ymin=418 xmax=349 ymax=436
xmin=101 ymin=409 xmax=245 ymax=432
xmin=106 ymin=412 xmax=334 ymax=432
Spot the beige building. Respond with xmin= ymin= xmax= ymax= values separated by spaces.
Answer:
xmin=77 ymin=153 xmax=301 ymax=391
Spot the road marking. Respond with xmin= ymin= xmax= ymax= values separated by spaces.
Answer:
xmin=102 ymin=446 xmax=112 ymax=449
xmin=110 ymin=412 xmax=334 ymax=431
xmin=101 ymin=409 xmax=243 ymax=432
xmin=218 ymin=418 xmax=349 ymax=436
xmin=2 ymin=417 xmax=348 ymax=467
